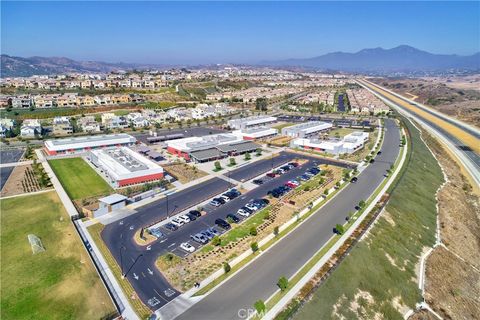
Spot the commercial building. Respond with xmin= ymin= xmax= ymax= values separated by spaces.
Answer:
xmin=281 ymin=121 xmax=333 ymax=138
xmin=234 ymin=126 xmax=278 ymax=140
xmin=291 ymin=131 xmax=369 ymax=155
xmin=44 ymin=133 xmax=136 ymax=155
xmin=166 ymin=132 xmax=260 ymax=163
xmin=227 ymin=115 xmax=277 ymax=130
xmin=89 ymin=147 xmax=164 ymax=187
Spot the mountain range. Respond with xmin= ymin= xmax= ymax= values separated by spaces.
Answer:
xmin=261 ymin=45 xmax=480 ymax=73
xmin=2 ymin=45 xmax=479 ymax=77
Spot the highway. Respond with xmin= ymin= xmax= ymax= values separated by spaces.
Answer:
xmin=176 ymin=119 xmax=400 ymax=320
xmin=101 ymin=151 xmax=354 ymax=311
xmin=359 ymin=79 xmax=480 ymax=187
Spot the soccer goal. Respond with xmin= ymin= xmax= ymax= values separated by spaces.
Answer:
xmin=28 ymin=234 xmax=45 ymax=254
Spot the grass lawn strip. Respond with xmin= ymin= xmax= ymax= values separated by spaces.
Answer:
xmin=0 ymin=191 xmax=116 ymax=320
xmin=48 ymin=157 xmax=113 ymax=200
xmin=289 ymin=117 xmax=443 ymax=320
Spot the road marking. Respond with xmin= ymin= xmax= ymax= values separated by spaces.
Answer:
xmin=146 ymin=245 xmax=151 ymax=250
xmin=154 ymin=289 xmax=169 ymax=303
xmin=147 ymin=268 xmax=153 ymax=275
xmin=147 ymin=297 xmax=161 ymax=307
xmin=168 ymin=242 xmax=176 ymax=248
xmin=164 ymin=288 xmax=176 ymax=297
xmin=133 ymin=273 xmax=139 ymax=280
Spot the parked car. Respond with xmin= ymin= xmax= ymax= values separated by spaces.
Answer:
xmin=188 ymin=210 xmax=202 ymax=218
xmin=351 ymin=176 xmax=358 ymax=183
xmin=171 ymin=218 xmax=184 ymax=227
xmin=229 ymin=188 xmax=241 ymax=196
xmin=237 ymin=208 xmax=251 ymax=217
xmin=266 ymin=172 xmax=276 ymax=178
xmin=149 ymin=228 xmax=164 ymax=238
xmin=210 ymin=199 xmax=221 ymax=207
xmin=209 ymin=227 xmax=221 ymax=236
xmin=180 ymin=242 xmax=195 ymax=252
xmin=280 ymin=165 xmax=290 ymax=171
xmin=253 ymin=179 xmax=264 ymax=185
xmin=216 ymin=197 xmax=226 ymax=204
xmin=178 ymin=215 xmax=191 ymax=223
xmin=226 ymin=213 xmax=240 ymax=223
xmin=220 ymin=195 xmax=231 ymax=202
xmin=164 ymin=223 xmax=178 ymax=231
xmin=201 ymin=229 xmax=215 ymax=240
xmin=191 ymin=233 xmax=208 ymax=244
xmin=299 ymin=174 xmax=310 ymax=181
xmin=245 ymin=202 xmax=259 ymax=211
xmin=289 ymin=162 xmax=299 ymax=167
xmin=186 ymin=212 xmax=197 ymax=221
xmin=215 ymin=218 xmax=231 ymax=230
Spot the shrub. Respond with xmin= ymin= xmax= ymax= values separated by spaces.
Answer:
xmin=251 ymin=242 xmax=259 ymax=253
xmin=229 ymin=157 xmax=236 ymax=166
xmin=249 ymin=226 xmax=257 ymax=236
xmin=214 ymin=161 xmax=222 ymax=171
xmin=277 ymin=276 xmax=289 ymax=291
xmin=263 ymin=211 xmax=270 ymax=220
xmin=304 ymin=185 xmax=310 ymax=192
xmin=244 ymin=152 xmax=251 ymax=160
xmin=223 ymin=262 xmax=231 ymax=273
xmin=211 ymin=236 xmax=221 ymax=246
xmin=335 ymin=224 xmax=345 ymax=235
xmin=254 ymin=300 xmax=266 ymax=314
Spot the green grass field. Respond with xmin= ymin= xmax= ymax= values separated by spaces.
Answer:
xmin=0 ymin=192 xmax=116 ymax=320
xmin=290 ymin=119 xmax=444 ymax=320
xmin=49 ymin=158 xmax=113 ymax=200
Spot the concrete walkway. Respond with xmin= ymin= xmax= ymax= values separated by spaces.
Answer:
xmin=0 ymin=160 xmax=33 ymax=168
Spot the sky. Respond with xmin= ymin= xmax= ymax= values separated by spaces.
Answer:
xmin=2 ymin=1 xmax=479 ymax=65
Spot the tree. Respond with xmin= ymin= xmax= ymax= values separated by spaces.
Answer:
xmin=254 ymin=300 xmax=266 ymax=314
xmin=212 ymin=236 xmax=221 ymax=246
xmin=277 ymin=276 xmax=289 ymax=291
xmin=229 ymin=157 xmax=236 ymax=166
xmin=244 ymin=152 xmax=251 ymax=161
xmin=255 ymin=97 xmax=268 ymax=111
xmin=249 ymin=226 xmax=257 ymax=236
xmin=223 ymin=262 xmax=231 ymax=273
xmin=335 ymin=224 xmax=345 ymax=235
xmin=324 ymin=189 xmax=329 ymax=196
xmin=273 ymin=226 xmax=279 ymax=236
xmin=214 ymin=161 xmax=222 ymax=171
xmin=256 ymin=148 xmax=262 ymax=157
xmin=251 ymin=242 xmax=259 ymax=253
xmin=335 ymin=181 xmax=341 ymax=188
xmin=358 ymin=200 xmax=366 ymax=209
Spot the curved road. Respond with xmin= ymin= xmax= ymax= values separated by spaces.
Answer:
xmin=176 ymin=118 xmax=401 ymax=320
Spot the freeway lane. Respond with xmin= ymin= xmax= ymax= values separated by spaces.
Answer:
xmin=176 ymin=118 xmax=400 ymax=320
xmin=359 ymin=79 xmax=480 ymax=186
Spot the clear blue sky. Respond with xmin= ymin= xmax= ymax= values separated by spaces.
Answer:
xmin=2 ymin=1 xmax=479 ymax=64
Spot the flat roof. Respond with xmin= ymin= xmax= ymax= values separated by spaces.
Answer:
xmin=217 ymin=141 xmax=260 ymax=153
xmin=99 ymin=194 xmax=128 ymax=205
xmin=190 ymin=148 xmax=224 ymax=161
xmin=45 ymin=133 xmax=136 ymax=151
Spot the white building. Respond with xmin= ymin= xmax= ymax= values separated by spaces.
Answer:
xmin=44 ymin=133 xmax=136 ymax=155
xmin=89 ymin=147 xmax=164 ymax=187
xmin=234 ymin=126 xmax=278 ymax=140
xmin=127 ymin=112 xmax=150 ymax=128
xmin=20 ymin=119 xmax=42 ymax=137
xmin=291 ymin=131 xmax=369 ymax=155
xmin=228 ymin=115 xmax=277 ymax=130
xmin=281 ymin=121 xmax=333 ymax=138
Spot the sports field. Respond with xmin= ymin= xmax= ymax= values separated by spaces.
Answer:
xmin=49 ymin=158 xmax=112 ymax=200
xmin=0 ymin=191 xmax=116 ymax=320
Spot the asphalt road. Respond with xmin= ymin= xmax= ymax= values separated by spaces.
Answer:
xmin=176 ymin=118 xmax=400 ymax=320
xmin=101 ymin=151 xmax=356 ymax=311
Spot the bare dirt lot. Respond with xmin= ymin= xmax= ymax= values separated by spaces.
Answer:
xmin=371 ymin=77 xmax=480 ymax=127
xmin=1 ymin=164 xmax=44 ymax=197
xmin=163 ymin=162 xmax=208 ymax=184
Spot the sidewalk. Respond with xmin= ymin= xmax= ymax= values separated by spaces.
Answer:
xmin=34 ymin=149 xmax=139 ymax=320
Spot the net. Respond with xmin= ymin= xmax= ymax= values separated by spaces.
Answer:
xmin=28 ymin=234 xmax=45 ymax=254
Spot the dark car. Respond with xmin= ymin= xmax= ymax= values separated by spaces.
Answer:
xmin=226 ymin=213 xmax=240 ymax=223
xmin=377 ymin=151 xmax=382 ymax=155
xmin=280 ymin=165 xmax=291 ymax=171
xmin=350 ymin=176 xmax=358 ymax=183
xmin=289 ymin=162 xmax=299 ymax=167
xmin=253 ymin=179 xmax=264 ymax=185
xmin=215 ymin=197 xmax=226 ymax=204
xmin=229 ymin=189 xmax=241 ymax=196
xmin=260 ymin=198 xmax=270 ymax=205
xmin=241 ymin=206 xmax=253 ymax=214
xmin=215 ymin=218 xmax=231 ymax=230
xmin=266 ymin=172 xmax=276 ymax=178
xmin=189 ymin=210 xmax=202 ymax=218
xmin=369 ymin=158 xmax=375 ymax=163
xmin=164 ymin=223 xmax=178 ymax=231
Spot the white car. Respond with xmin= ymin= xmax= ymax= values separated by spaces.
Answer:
xmin=237 ymin=208 xmax=250 ymax=217
xmin=245 ymin=203 xmax=258 ymax=211
xmin=220 ymin=195 xmax=231 ymax=202
xmin=180 ymin=242 xmax=195 ymax=253
xmin=178 ymin=215 xmax=191 ymax=223
xmin=171 ymin=218 xmax=184 ymax=227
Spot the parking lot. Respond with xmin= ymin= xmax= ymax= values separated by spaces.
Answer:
xmin=0 ymin=149 xmax=25 ymax=191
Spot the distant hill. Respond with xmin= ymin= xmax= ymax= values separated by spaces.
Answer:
xmin=0 ymin=54 xmax=141 ymax=77
xmin=260 ymin=45 xmax=480 ymax=73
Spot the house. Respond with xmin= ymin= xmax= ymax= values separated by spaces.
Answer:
xmin=20 ymin=119 xmax=42 ymax=137
xmin=52 ymin=116 xmax=73 ymax=135
xmin=94 ymin=95 xmax=112 ymax=105
xmin=55 ymin=94 xmax=78 ymax=107
xmin=127 ymin=112 xmax=150 ymax=128
xmin=33 ymin=95 xmax=56 ymax=108
xmin=102 ymin=113 xmax=128 ymax=129
xmin=11 ymin=96 xmax=32 ymax=108
xmin=77 ymin=116 xmax=101 ymax=132
xmin=111 ymin=94 xmax=130 ymax=104
xmin=76 ymin=96 xmax=95 ymax=106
